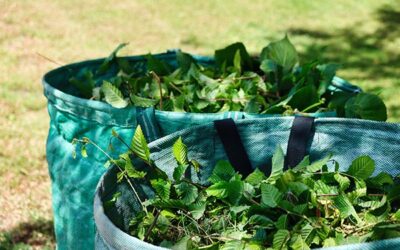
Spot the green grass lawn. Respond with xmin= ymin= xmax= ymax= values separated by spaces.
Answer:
xmin=0 ymin=0 xmax=399 ymax=248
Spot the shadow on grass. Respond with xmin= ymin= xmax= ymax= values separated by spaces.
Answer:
xmin=286 ymin=3 xmax=400 ymax=120
xmin=288 ymin=3 xmax=400 ymax=81
xmin=0 ymin=219 xmax=55 ymax=250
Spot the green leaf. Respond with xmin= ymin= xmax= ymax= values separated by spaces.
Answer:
xmin=334 ymin=173 xmax=350 ymax=192
xmin=97 ymin=43 xmax=128 ymax=75
xmin=316 ymin=63 xmax=339 ymax=96
xmin=220 ymin=240 xmax=245 ymax=250
xmin=191 ymin=159 xmax=201 ymax=172
xmin=146 ymin=54 xmax=172 ymax=75
xmin=253 ymin=229 xmax=267 ymax=242
xmin=267 ymin=146 xmax=285 ymax=183
xmin=300 ymin=223 xmax=314 ymax=242
xmin=130 ymin=94 xmax=158 ymax=107
xmin=275 ymin=215 xmax=289 ymax=230
xmin=292 ymin=204 xmax=308 ymax=214
xmin=261 ymin=35 xmax=298 ymax=70
xmin=244 ymin=98 xmax=260 ymax=113
xmin=292 ymin=156 xmax=310 ymax=172
xmin=347 ymin=156 xmax=375 ymax=180
xmin=69 ymin=69 xmax=95 ymax=98
xmin=209 ymin=161 xmax=236 ymax=184
xmin=244 ymin=242 xmax=264 ymax=250
xmin=333 ymin=195 xmax=361 ymax=223
xmin=104 ymin=160 xmax=111 ymax=168
xmin=345 ymin=93 xmax=387 ymax=121
xmin=328 ymin=92 xmax=355 ymax=117
xmin=173 ymin=164 xmax=188 ymax=181
xmin=171 ymin=235 xmax=192 ymax=250
xmin=189 ymin=202 xmax=206 ymax=220
xmin=245 ymin=168 xmax=266 ymax=186
xmin=172 ymin=94 xmax=186 ymax=112
xmin=287 ymin=182 xmax=309 ymax=196
xmin=368 ymin=172 xmax=394 ymax=187
xmin=393 ymin=210 xmax=400 ymax=220
xmin=272 ymin=229 xmax=290 ymax=250
xmin=287 ymin=85 xmax=319 ymax=111
xmin=306 ymin=155 xmax=331 ymax=172
xmin=175 ymin=182 xmax=198 ymax=204
xmin=230 ymin=205 xmax=250 ymax=214
xmin=261 ymin=183 xmax=283 ymax=208
xmin=206 ymin=181 xmax=229 ymax=198
xmin=206 ymin=180 xmax=244 ymax=205
xmin=104 ymin=192 xmax=122 ymax=207
xmin=152 ymin=199 xmax=186 ymax=210
xmin=249 ymin=215 xmax=274 ymax=227
xmin=126 ymin=165 xmax=146 ymax=179
xmin=290 ymin=234 xmax=310 ymax=250
xmin=314 ymin=180 xmax=337 ymax=195
xmin=358 ymin=195 xmax=387 ymax=210
xmin=101 ymin=81 xmax=128 ymax=108
xmin=173 ymin=137 xmax=188 ymax=165
xmin=176 ymin=51 xmax=196 ymax=74
xmin=260 ymin=59 xmax=278 ymax=73
xmin=323 ymin=238 xmax=336 ymax=247
xmin=347 ymin=179 xmax=367 ymax=201
xmin=227 ymin=180 xmax=244 ymax=205
xmin=131 ymin=126 xmax=151 ymax=164
xmin=276 ymin=170 xmax=296 ymax=192
xmin=120 ymin=153 xmax=146 ymax=179
xmin=233 ymin=49 xmax=242 ymax=73
xmin=116 ymin=171 xmax=125 ymax=183
xmin=150 ymin=179 xmax=171 ymax=200
xmin=215 ymin=42 xmax=252 ymax=71
xmin=80 ymin=145 xmax=88 ymax=158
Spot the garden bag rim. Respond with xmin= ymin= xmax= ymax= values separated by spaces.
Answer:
xmin=42 ymin=51 xmax=358 ymax=123
xmin=94 ymin=176 xmax=167 ymax=250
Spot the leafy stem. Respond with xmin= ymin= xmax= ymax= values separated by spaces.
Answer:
xmin=301 ymin=98 xmax=325 ymax=113
xmin=75 ymin=137 xmax=144 ymax=207
xmin=182 ymin=178 xmax=206 ymax=190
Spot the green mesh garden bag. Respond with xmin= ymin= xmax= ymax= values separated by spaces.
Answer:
xmin=43 ymin=51 xmax=361 ymax=249
xmin=94 ymin=117 xmax=400 ymax=250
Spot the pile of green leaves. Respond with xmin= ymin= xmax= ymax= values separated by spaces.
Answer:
xmin=99 ymin=127 xmax=400 ymax=249
xmin=69 ymin=37 xmax=387 ymax=121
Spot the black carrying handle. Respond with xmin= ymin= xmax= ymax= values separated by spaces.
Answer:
xmin=214 ymin=116 xmax=315 ymax=176
xmin=214 ymin=119 xmax=253 ymax=177
xmin=285 ymin=116 xmax=315 ymax=170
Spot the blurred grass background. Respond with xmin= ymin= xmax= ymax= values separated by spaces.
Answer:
xmin=0 ymin=0 xmax=399 ymax=248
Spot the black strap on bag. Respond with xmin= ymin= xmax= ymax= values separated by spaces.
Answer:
xmin=285 ymin=116 xmax=315 ymax=170
xmin=214 ymin=119 xmax=253 ymax=177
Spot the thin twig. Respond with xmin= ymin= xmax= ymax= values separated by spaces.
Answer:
xmin=317 ymin=193 xmax=384 ymax=197
xmin=182 ymin=178 xmax=206 ymax=190
xmin=144 ymin=210 xmax=160 ymax=241
xmin=216 ymin=75 xmax=258 ymax=82
xmin=301 ymin=99 xmax=325 ymax=113
xmin=180 ymin=212 xmax=212 ymax=243
xmin=244 ymin=192 xmax=260 ymax=205
xmin=150 ymin=71 xmax=163 ymax=110
xmin=36 ymin=52 xmax=65 ymax=66
xmin=167 ymin=81 xmax=183 ymax=94
xmin=78 ymin=138 xmax=144 ymax=207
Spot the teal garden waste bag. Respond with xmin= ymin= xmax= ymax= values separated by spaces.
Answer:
xmin=43 ymin=51 xmax=360 ymax=249
xmin=94 ymin=117 xmax=400 ymax=250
